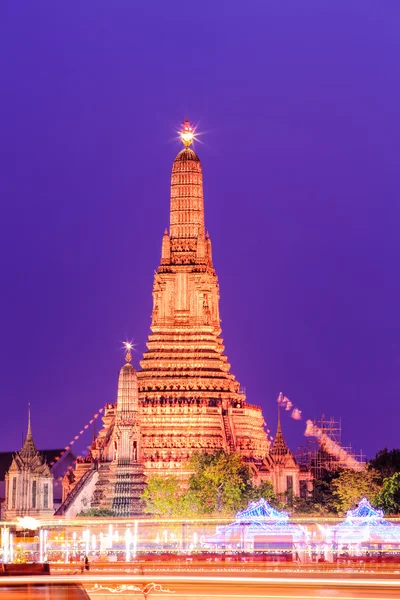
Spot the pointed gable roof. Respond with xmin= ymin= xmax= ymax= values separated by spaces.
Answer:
xmin=19 ymin=403 xmax=38 ymax=461
xmin=205 ymin=499 xmax=307 ymax=544
xmin=7 ymin=405 xmax=51 ymax=476
xmin=269 ymin=404 xmax=298 ymax=468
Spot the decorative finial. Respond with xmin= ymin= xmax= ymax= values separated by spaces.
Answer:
xmin=179 ymin=117 xmax=195 ymax=148
xmin=123 ymin=342 xmax=132 ymax=363
xmin=27 ymin=402 xmax=32 ymax=436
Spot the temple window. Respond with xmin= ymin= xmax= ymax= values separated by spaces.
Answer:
xmin=32 ymin=480 xmax=37 ymax=508
xmin=300 ymin=480 xmax=308 ymax=499
xmin=12 ymin=477 xmax=17 ymax=509
xmin=43 ymin=483 xmax=49 ymax=509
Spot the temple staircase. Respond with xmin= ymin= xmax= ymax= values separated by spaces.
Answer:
xmin=88 ymin=460 xmax=146 ymax=517
xmin=90 ymin=462 xmax=112 ymax=509
xmin=222 ymin=412 xmax=235 ymax=451
xmin=55 ymin=466 xmax=97 ymax=516
xmin=111 ymin=460 xmax=146 ymax=517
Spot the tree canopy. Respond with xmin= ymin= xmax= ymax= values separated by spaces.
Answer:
xmin=369 ymin=448 xmax=400 ymax=481
xmin=332 ymin=469 xmax=381 ymax=513
xmin=376 ymin=473 xmax=400 ymax=514
xmin=141 ymin=473 xmax=185 ymax=517
xmin=141 ymin=451 xmax=276 ymax=518
xmin=77 ymin=508 xmax=114 ymax=517
xmin=141 ymin=447 xmax=400 ymax=518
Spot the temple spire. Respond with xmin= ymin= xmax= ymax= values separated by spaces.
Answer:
xmin=20 ymin=402 xmax=38 ymax=458
xmin=169 ymin=117 xmax=205 ymax=243
xmin=27 ymin=402 xmax=32 ymax=440
xmin=271 ymin=400 xmax=289 ymax=457
xmin=117 ymin=343 xmax=138 ymax=413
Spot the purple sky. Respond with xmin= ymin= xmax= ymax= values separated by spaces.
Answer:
xmin=0 ymin=2 xmax=399 ymax=459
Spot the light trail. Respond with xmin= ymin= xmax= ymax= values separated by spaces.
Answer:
xmin=141 ymin=597 xmax=400 ymax=600
xmin=2 ymin=574 xmax=400 ymax=587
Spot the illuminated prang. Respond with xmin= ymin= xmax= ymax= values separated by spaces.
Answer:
xmin=59 ymin=119 xmax=312 ymax=514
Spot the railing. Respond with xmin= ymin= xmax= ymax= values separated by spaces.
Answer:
xmin=54 ymin=466 xmax=96 ymax=516
xmin=222 ymin=414 xmax=235 ymax=451
xmin=244 ymin=403 xmax=263 ymax=412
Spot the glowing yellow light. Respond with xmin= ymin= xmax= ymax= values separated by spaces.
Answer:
xmin=122 ymin=341 xmax=134 ymax=363
xmin=179 ymin=117 xmax=196 ymax=147
xmin=17 ymin=517 xmax=40 ymax=531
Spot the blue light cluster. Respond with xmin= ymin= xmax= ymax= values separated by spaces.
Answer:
xmin=206 ymin=499 xmax=306 ymax=545
xmin=334 ymin=498 xmax=400 ymax=545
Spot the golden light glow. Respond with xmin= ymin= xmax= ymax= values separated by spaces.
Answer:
xmin=179 ymin=117 xmax=196 ymax=147
xmin=17 ymin=516 xmax=40 ymax=530
xmin=123 ymin=341 xmax=134 ymax=363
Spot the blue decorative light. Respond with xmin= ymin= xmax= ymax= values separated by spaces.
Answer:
xmin=235 ymin=498 xmax=289 ymax=523
xmin=345 ymin=498 xmax=384 ymax=523
xmin=205 ymin=499 xmax=306 ymax=546
xmin=333 ymin=498 xmax=400 ymax=545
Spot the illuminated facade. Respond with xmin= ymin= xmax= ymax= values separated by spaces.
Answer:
xmin=136 ymin=119 xmax=269 ymax=477
xmin=5 ymin=407 xmax=54 ymax=519
xmin=331 ymin=498 xmax=400 ymax=548
xmin=59 ymin=119 xmax=307 ymax=515
xmin=205 ymin=498 xmax=307 ymax=549
xmin=58 ymin=349 xmax=145 ymax=518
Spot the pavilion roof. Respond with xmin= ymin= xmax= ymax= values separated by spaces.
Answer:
xmin=334 ymin=498 xmax=400 ymax=544
xmin=205 ymin=499 xmax=306 ymax=544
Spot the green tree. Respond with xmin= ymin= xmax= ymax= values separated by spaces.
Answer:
xmin=376 ymin=472 xmax=400 ymax=514
xmin=246 ymin=480 xmax=277 ymax=505
xmin=187 ymin=451 xmax=251 ymax=515
xmin=186 ymin=451 xmax=278 ymax=516
xmin=77 ymin=508 xmax=114 ymax=517
xmin=141 ymin=474 xmax=186 ymax=517
xmin=369 ymin=448 xmax=400 ymax=481
xmin=142 ymin=452 xmax=278 ymax=518
xmin=332 ymin=469 xmax=381 ymax=513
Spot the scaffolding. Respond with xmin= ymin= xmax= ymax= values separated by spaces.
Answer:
xmin=296 ymin=415 xmax=365 ymax=479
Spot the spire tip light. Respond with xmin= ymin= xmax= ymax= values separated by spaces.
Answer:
xmin=179 ymin=117 xmax=196 ymax=148
xmin=123 ymin=341 xmax=133 ymax=363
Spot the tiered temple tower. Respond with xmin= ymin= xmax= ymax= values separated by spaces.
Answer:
xmin=96 ymin=345 xmax=146 ymax=516
xmin=60 ymin=119 xmax=274 ymax=515
xmin=135 ymin=119 xmax=269 ymax=476
xmin=58 ymin=346 xmax=146 ymax=517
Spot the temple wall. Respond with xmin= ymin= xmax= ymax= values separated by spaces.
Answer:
xmin=140 ymin=404 xmax=226 ymax=459
xmin=231 ymin=407 xmax=270 ymax=457
xmin=271 ymin=466 xmax=300 ymax=497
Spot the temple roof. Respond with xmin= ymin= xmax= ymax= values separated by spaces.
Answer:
xmin=5 ymin=406 xmax=55 ymax=475
xmin=117 ymin=349 xmax=139 ymax=413
xmin=236 ymin=498 xmax=290 ymax=523
xmin=0 ymin=449 xmax=69 ymax=481
xmin=206 ymin=499 xmax=306 ymax=544
xmin=19 ymin=404 xmax=38 ymax=461
xmin=334 ymin=498 xmax=400 ymax=544
xmin=270 ymin=405 xmax=290 ymax=456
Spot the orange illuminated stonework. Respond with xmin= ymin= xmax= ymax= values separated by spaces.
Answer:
xmin=136 ymin=132 xmax=270 ymax=477
xmin=59 ymin=121 xmax=310 ymax=516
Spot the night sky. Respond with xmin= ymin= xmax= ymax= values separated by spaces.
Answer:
xmin=0 ymin=2 xmax=399 ymax=459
